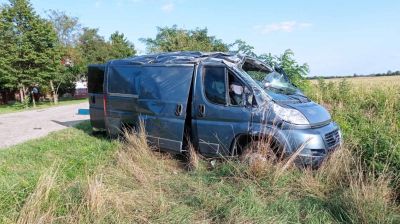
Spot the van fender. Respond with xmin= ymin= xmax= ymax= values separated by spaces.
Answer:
xmin=230 ymin=126 xmax=292 ymax=156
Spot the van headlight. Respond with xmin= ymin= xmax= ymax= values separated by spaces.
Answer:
xmin=272 ymin=103 xmax=309 ymax=125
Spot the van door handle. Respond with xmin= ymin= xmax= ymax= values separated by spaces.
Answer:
xmin=198 ymin=104 xmax=205 ymax=117
xmin=175 ymin=104 xmax=183 ymax=116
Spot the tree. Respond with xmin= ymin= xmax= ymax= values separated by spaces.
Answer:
xmin=0 ymin=5 xmax=18 ymax=96
xmin=0 ymin=0 xmax=61 ymax=103
xmin=47 ymin=10 xmax=82 ymax=103
xmin=141 ymin=25 xmax=229 ymax=53
xmin=109 ymin=31 xmax=136 ymax=59
xmin=77 ymin=28 xmax=136 ymax=77
xmin=78 ymin=28 xmax=110 ymax=66
xmin=47 ymin=10 xmax=80 ymax=47
xmin=228 ymin=39 xmax=310 ymax=89
xmin=229 ymin=39 xmax=257 ymax=58
xmin=260 ymin=49 xmax=310 ymax=89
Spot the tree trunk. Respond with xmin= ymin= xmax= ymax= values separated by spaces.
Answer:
xmin=0 ymin=91 xmax=6 ymax=105
xmin=19 ymin=87 xmax=24 ymax=103
xmin=31 ymin=90 xmax=36 ymax=108
xmin=50 ymin=80 xmax=58 ymax=104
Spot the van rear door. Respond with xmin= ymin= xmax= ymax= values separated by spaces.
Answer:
xmin=88 ymin=64 xmax=105 ymax=130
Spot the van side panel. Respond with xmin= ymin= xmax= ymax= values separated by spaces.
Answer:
xmin=88 ymin=65 xmax=105 ymax=130
xmin=106 ymin=64 xmax=194 ymax=153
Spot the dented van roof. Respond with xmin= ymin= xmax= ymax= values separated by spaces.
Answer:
xmin=108 ymin=51 xmax=245 ymax=66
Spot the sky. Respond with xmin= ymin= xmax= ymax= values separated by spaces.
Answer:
xmin=1 ymin=0 xmax=400 ymax=76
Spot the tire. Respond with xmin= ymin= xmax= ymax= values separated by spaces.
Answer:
xmin=240 ymin=141 xmax=283 ymax=162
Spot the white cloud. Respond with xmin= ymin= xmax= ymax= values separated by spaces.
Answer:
xmin=161 ymin=2 xmax=175 ymax=13
xmin=254 ymin=21 xmax=312 ymax=34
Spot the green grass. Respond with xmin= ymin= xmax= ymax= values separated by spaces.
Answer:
xmin=306 ymin=79 xmax=400 ymax=193
xmin=0 ymin=122 xmax=118 ymax=223
xmin=0 ymin=122 xmax=398 ymax=223
xmin=0 ymin=98 xmax=88 ymax=114
xmin=0 ymin=79 xmax=399 ymax=223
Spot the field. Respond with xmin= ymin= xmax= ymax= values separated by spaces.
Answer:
xmin=0 ymin=76 xmax=399 ymax=223
xmin=310 ymin=75 xmax=400 ymax=87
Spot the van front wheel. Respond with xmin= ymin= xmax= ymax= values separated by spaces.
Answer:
xmin=240 ymin=139 xmax=285 ymax=163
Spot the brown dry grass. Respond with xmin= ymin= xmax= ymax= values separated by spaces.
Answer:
xmin=310 ymin=75 xmax=400 ymax=88
xmin=13 ymin=128 xmax=400 ymax=223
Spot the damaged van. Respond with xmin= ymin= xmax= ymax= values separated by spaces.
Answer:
xmin=88 ymin=52 xmax=341 ymax=167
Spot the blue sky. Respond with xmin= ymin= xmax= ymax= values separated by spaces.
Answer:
xmin=2 ymin=0 xmax=400 ymax=76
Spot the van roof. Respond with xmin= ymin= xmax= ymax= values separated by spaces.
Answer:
xmin=108 ymin=51 xmax=245 ymax=66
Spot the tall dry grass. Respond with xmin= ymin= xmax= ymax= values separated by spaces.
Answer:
xmin=307 ymin=78 xmax=400 ymax=197
xmin=16 ymin=165 xmax=58 ymax=224
xmin=13 ymin=128 xmax=399 ymax=223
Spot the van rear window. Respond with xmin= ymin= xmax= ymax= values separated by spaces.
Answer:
xmin=88 ymin=66 xmax=104 ymax=94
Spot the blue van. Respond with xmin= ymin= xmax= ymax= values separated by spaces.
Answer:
xmin=88 ymin=52 xmax=341 ymax=167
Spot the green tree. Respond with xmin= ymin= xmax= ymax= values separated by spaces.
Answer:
xmin=141 ymin=25 xmax=228 ymax=53
xmin=47 ymin=10 xmax=82 ymax=103
xmin=78 ymin=28 xmax=110 ymax=65
xmin=47 ymin=9 xmax=80 ymax=47
xmin=229 ymin=40 xmax=310 ymax=89
xmin=0 ymin=4 xmax=18 ymax=95
xmin=260 ymin=49 xmax=310 ymax=89
xmin=229 ymin=39 xmax=257 ymax=58
xmin=109 ymin=31 xmax=136 ymax=59
xmin=77 ymin=28 xmax=136 ymax=76
xmin=0 ymin=0 xmax=61 ymax=103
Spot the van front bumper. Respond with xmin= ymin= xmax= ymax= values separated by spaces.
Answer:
xmin=277 ymin=121 xmax=342 ymax=168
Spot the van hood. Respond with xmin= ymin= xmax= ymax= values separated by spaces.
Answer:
xmin=264 ymin=90 xmax=331 ymax=125
xmin=266 ymin=90 xmax=310 ymax=104
xmin=286 ymin=101 xmax=331 ymax=126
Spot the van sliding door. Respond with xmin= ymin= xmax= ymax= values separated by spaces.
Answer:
xmin=139 ymin=65 xmax=194 ymax=153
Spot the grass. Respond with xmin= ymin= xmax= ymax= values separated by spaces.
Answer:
xmin=0 ymin=75 xmax=399 ymax=223
xmin=0 ymin=98 xmax=88 ymax=114
xmin=0 ymin=122 xmax=118 ymax=223
xmin=0 ymin=122 xmax=399 ymax=223
xmin=306 ymin=77 xmax=400 ymax=195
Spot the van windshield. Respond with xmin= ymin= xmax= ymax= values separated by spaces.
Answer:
xmin=239 ymin=57 xmax=299 ymax=95
xmin=262 ymin=71 xmax=297 ymax=94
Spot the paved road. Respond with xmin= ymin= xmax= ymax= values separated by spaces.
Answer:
xmin=0 ymin=102 xmax=89 ymax=149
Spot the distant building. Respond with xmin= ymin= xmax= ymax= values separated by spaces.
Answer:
xmin=74 ymin=80 xmax=88 ymax=99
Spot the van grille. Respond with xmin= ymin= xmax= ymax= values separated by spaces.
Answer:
xmin=325 ymin=129 xmax=340 ymax=148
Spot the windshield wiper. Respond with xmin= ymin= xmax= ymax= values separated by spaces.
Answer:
xmin=264 ymin=85 xmax=282 ymax=91
xmin=289 ymin=93 xmax=310 ymax=102
xmin=264 ymin=85 xmax=295 ymax=94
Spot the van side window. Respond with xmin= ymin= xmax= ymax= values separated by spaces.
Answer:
xmin=228 ymin=71 xmax=245 ymax=106
xmin=108 ymin=66 xmax=140 ymax=95
xmin=203 ymin=66 xmax=226 ymax=105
